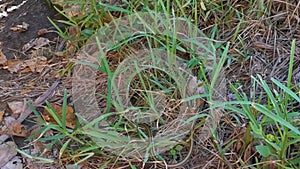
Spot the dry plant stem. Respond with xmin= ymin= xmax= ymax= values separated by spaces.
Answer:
xmin=0 ymin=80 xmax=60 ymax=144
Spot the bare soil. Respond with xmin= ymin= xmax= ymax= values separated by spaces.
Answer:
xmin=0 ymin=0 xmax=64 ymax=59
xmin=0 ymin=0 xmax=66 ymax=109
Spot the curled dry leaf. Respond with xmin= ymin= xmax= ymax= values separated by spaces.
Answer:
xmin=42 ymin=103 xmax=77 ymax=129
xmin=64 ymin=4 xmax=81 ymax=18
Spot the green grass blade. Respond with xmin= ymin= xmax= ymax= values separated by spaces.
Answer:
xmin=45 ymin=101 xmax=63 ymax=127
xmin=61 ymin=89 xmax=68 ymax=130
xmin=287 ymin=39 xmax=296 ymax=88
xmin=252 ymin=103 xmax=300 ymax=136
xmin=271 ymin=78 xmax=300 ymax=103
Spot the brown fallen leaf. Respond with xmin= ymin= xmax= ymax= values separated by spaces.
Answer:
xmin=37 ymin=28 xmax=48 ymax=36
xmin=5 ymin=59 xmax=24 ymax=73
xmin=22 ymin=37 xmax=50 ymax=52
xmin=23 ymin=56 xmax=47 ymax=73
xmin=65 ymin=4 xmax=81 ymax=18
xmin=0 ymin=141 xmax=17 ymax=167
xmin=42 ymin=103 xmax=77 ymax=129
xmin=51 ymin=0 xmax=81 ymax=18
xmin=1 ymin=156 xmax=22 ymax=169
xmin=0 ymin=49 xmax=7 ymax=66
xmin=10 ymin=121 xmax=29 ymax=137
xmin=1 ymin=117 xmax=29 ymax=137
xmin=0 ymin=111 xmax=4 ymax=123
xmin=54 ymin=51 xmax=66 ymax=57
xmin=3 ymin=56 xmax=48 ymax=73
xmin=7 ymin=101 xmax=25 ymax=118
xmin=10 ymin=22 xmax=29 ymax=32
xmin=243 ymin=143 xmax=254 ymax=162
xmin=0 ymin=80 xmax=60 ymax=145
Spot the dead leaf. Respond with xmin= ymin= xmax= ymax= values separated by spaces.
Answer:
xmin=22 ymin=37 xmax=50 ymax=52
xmin=235 ymin=138 xmax=243 ymax=153
xmin=4 ymin=116 xmax=16 ymax=125
xmin=42 ymin=103 xmax=77 ymax=129
xmin=0 ymin=111 xmax=4 ymax=123
xmin=33 ymin=141 xmax=47 ymax=155
xmin=0 ymin=141 xmax=17 ymax=167
xmin=18 ymin=67 xmax=32 ymax=74
xmin=23 ymin=56 xmax=47 ymax=73
xmin=50 ymin=0 xmax=82 ymax=17
xmin=243 ymin=143 xmax=254 ymax=162
xmin=10 ymin=121 xmax=29 ymax=137
xmin=1 ymin=117 xmax=29 ymax=137
xmin=1 ymin=156 xmax=23 ymax=169
xmin=33 ymin=38 xmax=51 ymax=50
xmin=65 ymin=5 xmax=81 ymax=18
xmin=10 ymin=22 xmax=29 ymax=32
xmin=69 ymin=26 xmax=80 ymax=38
xmin=54 ymin=51 xmax=66 ymax=57
xmin=5 ymin=59 xmax=24 ymax=73
xmin=0 ymin=49 xmax=7 ymax=66
xmin=37 ymin=28 xmax=48 ymax=36
xmin=3 ymin=56 xmax=48 ymax=73
xmin=7 ymin=101 xmax=24 ymax=118
xmin=0 ymin=24 xmax=5 ymax=30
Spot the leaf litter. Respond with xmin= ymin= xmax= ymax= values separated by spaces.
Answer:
xmin=0 ymin=0 xmax=300 ymax=168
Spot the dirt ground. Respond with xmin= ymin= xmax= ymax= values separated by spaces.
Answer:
xmin=0 ymin=0 xmax=66 ymax=107
xmin=0 ymin=0 xmax=65 ymax=59
xmin=0 ymin=1 xmax=73 ymax=168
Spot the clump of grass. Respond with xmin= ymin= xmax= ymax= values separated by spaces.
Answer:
xmin=223 ymin=39 xmax=300 ymax=168
xmin=23 ymin=90 xmax=101 ymax=166
xmin=31 ymin=0 xmax=300 ymax=168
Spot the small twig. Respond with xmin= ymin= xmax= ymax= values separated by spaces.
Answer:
xmin=7 ymin=48 xmax=28 ymax=58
